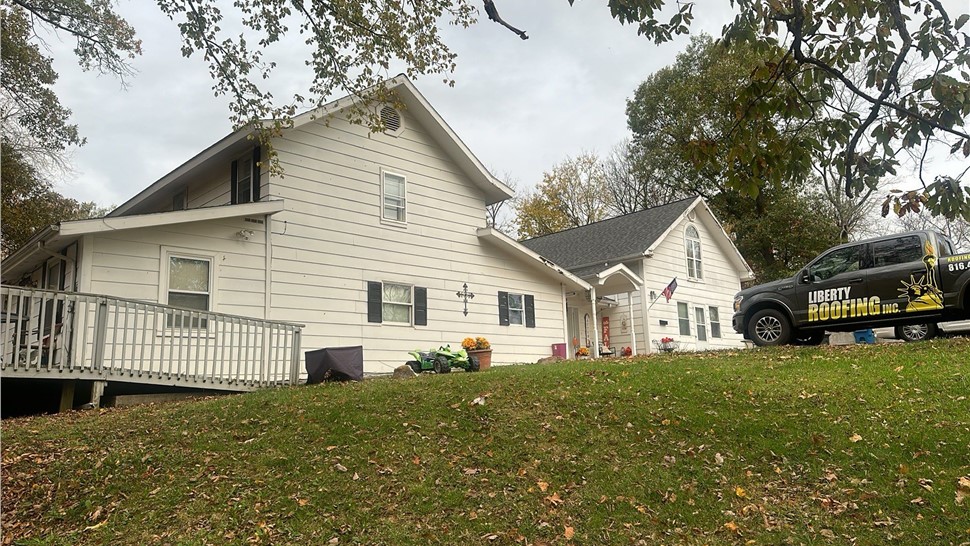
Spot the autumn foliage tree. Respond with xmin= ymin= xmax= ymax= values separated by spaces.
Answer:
xmin=515 ymin=153 xmax=611 ymax=239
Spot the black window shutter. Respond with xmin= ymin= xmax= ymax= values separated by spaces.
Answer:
xmin=367 ymin=281 xmax=382 ymax=323
xmin=230 ymin=159 xmax=239 ymax=205
xmin=414 ymin=287 xmax=427 ymax=326
xmin=525 ymin=294 xmax=536 ymax=328
xmin=498 ymin=291 xmax=510 ymax=326
xmin=252 ymin=146 xmax=261 ymax=201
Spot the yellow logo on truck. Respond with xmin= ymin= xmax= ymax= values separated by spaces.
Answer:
xmin=807 ymin=288 xmax=884 ymax=323
xmin=902 ymin=240 xmax=943 ymax=312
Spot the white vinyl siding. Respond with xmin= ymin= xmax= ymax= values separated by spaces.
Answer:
xmin=268 ymin=110 xmax=566 ymax=373
xmin=382 ymin=171 xmax=407 ymax=223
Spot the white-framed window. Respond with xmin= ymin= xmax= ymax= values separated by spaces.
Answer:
xmin=695 ymin=306 xmax=707 ymax=341
xmin=381 ymin=170 xmax=407 ymax=224
xmin=382 ymin=282 xmax=412 ymax=324
xmin=685 ymin=224 xmax=703 ymax=279
xmin=677 ymin=302 xmax=690 ymax=336
xmin=507 ymin=293 xmax=524 ymax=325
xmin=709 ymin=306 xmax=721 ymax=338
xmin=161 ymin=250 xmax=215 ymax=329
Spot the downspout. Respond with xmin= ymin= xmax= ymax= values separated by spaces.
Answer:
xmin=264 ymin=215 xmax=273 ymax=320
xmin=561 ymin=283 xmax=569 ymax=352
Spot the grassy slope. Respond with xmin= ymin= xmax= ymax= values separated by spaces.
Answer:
xmin=2 ymin=339 xmax=969 ymax=545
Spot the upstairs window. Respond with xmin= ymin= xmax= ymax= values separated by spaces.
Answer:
xmin=685 ymin=225 xmax=703 ymax=279
xmin=231 ymin=147 xmax=261 ymax=204
xmin=382 ymin=170 xmax=407 ymax=223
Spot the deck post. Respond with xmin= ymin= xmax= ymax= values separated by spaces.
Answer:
xmin=89 ymin=380 xmax=107 ymax=408
xmin=91 ymin=298 xmax=109 ymax=371
xmin=59 ymin=380 xmax=76 ymax=413
xmin=289 ymin=329 xmax=302 ymax=385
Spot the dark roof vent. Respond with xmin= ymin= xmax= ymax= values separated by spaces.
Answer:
xmin=381 ymin=105 xmax=402 ymax=134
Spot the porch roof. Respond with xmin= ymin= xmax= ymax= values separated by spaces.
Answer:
xmin=1 ymin=201 xmax=285 ymax=283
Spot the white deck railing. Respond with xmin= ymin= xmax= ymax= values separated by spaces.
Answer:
xmin=1 ymin=286 xmax=303 ymax=391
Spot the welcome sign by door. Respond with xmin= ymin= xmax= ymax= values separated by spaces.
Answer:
xmin=602 ymin=316 xmax=610 ymax=348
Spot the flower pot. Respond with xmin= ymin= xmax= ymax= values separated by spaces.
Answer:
xmin=467 ymin=349 xmax=492 ymax=370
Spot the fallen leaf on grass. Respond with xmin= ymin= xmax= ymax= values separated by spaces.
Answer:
xmin=724 ymin=521 xmax=740 ymax=534
xmin=537 ymin=480 xmax=549 ymax=492
xmin=334 ymin=463 xmax=348 ymax=472
xmin=735 ymin=486 xmax=747 ymax=498
xmin=545 ymin=492 xmax=563 ymax=506
xmin=956 ymin=476 xmax=970 ymax=505
xmin=83 ymin=520 xmax=108 ymax=532
xmin=564 ymin=526 xmax=575 ymax=539
xmin=714 ymin=452 xmax=725 ymax=465
xmin=849 ymin=434 xmax=863 ymax=443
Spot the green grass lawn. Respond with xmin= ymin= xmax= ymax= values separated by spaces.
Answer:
xmin=3 ymin=339 xmax=969 ymax=545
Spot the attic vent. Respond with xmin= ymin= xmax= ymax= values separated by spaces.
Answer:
xmin=687 ymin=210 xmax=696 ymax=221
xmin=380 ymin=105 xmax=402 ymax=134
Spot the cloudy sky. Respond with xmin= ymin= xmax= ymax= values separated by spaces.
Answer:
xmin=46 ymin=1 xmax=966 ymax=209
xmin=46 ymin=1 xmax=736 ymax=207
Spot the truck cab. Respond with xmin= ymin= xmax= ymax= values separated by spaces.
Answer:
xmin=732 ymin=231 xmax=970 ymax=346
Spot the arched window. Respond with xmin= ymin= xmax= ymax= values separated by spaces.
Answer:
xmin=685 ymin=225 xmax=702 ymax=279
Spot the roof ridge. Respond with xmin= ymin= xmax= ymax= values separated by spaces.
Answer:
xmin=520 ymin=196 xmax=698 ymax=243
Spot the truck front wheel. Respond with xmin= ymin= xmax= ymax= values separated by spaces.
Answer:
xmin=748 ymin=309 xmax=792 ymax=346
xmin=894 ymin=323 xmax=937 ymax=342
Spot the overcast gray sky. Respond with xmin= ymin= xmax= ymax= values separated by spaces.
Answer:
xmin=46 ymin=1 xmax=967 ymax=209
xmin=46 ymin=1 xmax=735 ymax=207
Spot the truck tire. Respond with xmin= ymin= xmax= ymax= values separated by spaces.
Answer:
xmin=894 ymin=323 xmax=937 ymax=342
xmin=747 ymin=309 xmax=792 ymax=346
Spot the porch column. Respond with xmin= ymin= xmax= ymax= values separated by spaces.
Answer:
xmin=590 ymin=287 xmax=600 ymax=358
xmin=628 ymin=291 xmax=637 ymax=355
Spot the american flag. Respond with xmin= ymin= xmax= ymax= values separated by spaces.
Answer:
xmin=660 ymin=277 xmax=678 ymax=302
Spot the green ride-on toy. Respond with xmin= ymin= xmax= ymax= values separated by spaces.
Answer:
xmin=406 ymin=345 xmax=480 ymax=374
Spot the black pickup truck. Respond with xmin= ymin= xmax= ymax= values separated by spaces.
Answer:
xmin=732 ymin=230 xmax=970 ymax=346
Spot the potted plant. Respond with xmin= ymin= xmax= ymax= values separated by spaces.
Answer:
xmin=575 ymin=346 xmax=590 ymax=359
xmin=621 ymin=346 xmax=633 ymax=357
xmin=654 ymin=337 xmax=678 ymax=353
xmin=462 ymin=336 xmax=492 ymax=370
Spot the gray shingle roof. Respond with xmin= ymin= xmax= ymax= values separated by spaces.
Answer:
xmin=520 ymin=197 xmax=697 ymax=274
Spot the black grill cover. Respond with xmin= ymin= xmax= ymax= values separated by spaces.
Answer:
xmin=305 ymin=346 xmax=364 ymax=383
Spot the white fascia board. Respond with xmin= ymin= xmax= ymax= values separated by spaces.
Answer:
xmin=109 ymin=126 xmax=255 ymax=217
xmin=59 ymin=200 xmax=285 ymax=236
xmin=476 ymin=227 xmax=591 ymax=292
xmin=595 ymin=263 xmax=644 ymax=288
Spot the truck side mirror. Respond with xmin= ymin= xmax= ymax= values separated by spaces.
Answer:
xmin=800 ymin=270 xmax=810 ymax=284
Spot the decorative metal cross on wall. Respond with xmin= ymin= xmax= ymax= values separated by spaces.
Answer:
xmin=456 ymin=283 xmax=475 ymax=316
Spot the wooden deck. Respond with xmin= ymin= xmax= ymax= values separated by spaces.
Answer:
xmin=1 ymin=286 xmax=304 ymax=406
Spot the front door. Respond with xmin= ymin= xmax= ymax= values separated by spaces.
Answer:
xmin=694 ymin=306 xmax=708 ymax=349
xmin=794 ymin=243 xmax=869 ymax=328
